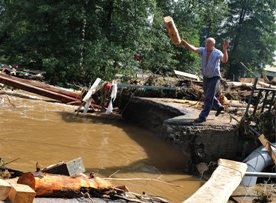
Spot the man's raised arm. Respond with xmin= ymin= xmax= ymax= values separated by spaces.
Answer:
xmin=180 ymin=39 xmax=200 ymax=54
xmin=221 ymin=39 xmax=229 ymax=63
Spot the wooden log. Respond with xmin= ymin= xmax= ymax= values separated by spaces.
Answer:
xmin=163 ymin=16 xmax=181 ymax=45
xmin=227 ymin=80 xmax=275 ymax=90
xmin=0 ymin=179 xmax=11 ymax=200
xmin=228 ymin=100 xmax=252 ymax=108
xmin=227 ymin=81 xmax=255 ymax=89
xmin=258 ymin=81 xmax=276 ymax=89
xmin=240 ymin=78 xmax=264 ymax=83
xmin=0 ymin=73 xmax=80 ymax=103
xmin=17 ymin=172 xmax=112 ymax=197
xmin=8 ymin=183 xmax=36 ymax=203
xmin=183 ymin=159 xmax=247 ymax=203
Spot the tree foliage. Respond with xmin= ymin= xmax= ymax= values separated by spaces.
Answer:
xmin=219 ymin=0 xmax=276 ymax=79
xmin=0 ymin=0 xmax=274 ymax=86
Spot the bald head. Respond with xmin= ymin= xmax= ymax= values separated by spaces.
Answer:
xmin=205 ymin=37 xmax=216 ymax=51
xmin=206 ymin=37 xmax=216 ymax=44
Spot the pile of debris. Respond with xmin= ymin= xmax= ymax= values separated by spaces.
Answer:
xmin=0 ymin=68 xmax=275 ymax=136
xmin=0 ymin=64 xmax=45 ymax=81
xmin=0 ymin=157 xmax=169 ymax=203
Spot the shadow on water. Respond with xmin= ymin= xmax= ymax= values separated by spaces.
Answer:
xmin=57 ymin=111 xmax=188 ymax=176
xmin=58 ymin=111 xmax=124 ymax=125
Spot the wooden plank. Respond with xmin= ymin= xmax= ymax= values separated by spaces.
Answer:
xmin=18 ymin=77 xmax=82 ymax=100
xmin=0 ymin=179 xmax=11 ymax=200
xmin=174 ymin=70 xmax=200 ymax=81
xmin=0 ymin=73 xmax=80 ymax=103
xmin=258 ymin=81 xmax=276 ymax=89
xmin=163 ymin=16 xmax=181 ymax=45
xmin=82 ymin=78 xmax=101 ymax=102
xmin=0 ymin=73 xmax=82 ymax=100
xmin=258 ymin=134 xmax=276 ymax=165
xmin=8 ymin=183 xmax=36 ymax=203
xmin=82 ymin=78 xmax=102 ymax=114
xmin=183 ymin=159 xmax=247 ymax=203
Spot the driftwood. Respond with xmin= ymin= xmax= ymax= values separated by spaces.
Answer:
xmin=0 ymin=70 xmax=82 ymax=100
xmin=15 ymin=69 xmax=45 ymax=81
xmin=0 ymin=73 xmax=81 ymax=103
xmin=0 ymin=66 xmax=46 ymax=81
xmin=227 ymin=81 xmax=254 ymax=89
xmin=13 ymin=76 xmax=82 ymax=100
xmin=17 ymin=172 xmax=113 ymax=197
xmin=227 ymin=100 xmax=252 ymax=108
xmin=258 ymin=81 xmax=276 ymax=89
xmin=0 ymin=73 xmax=82 ymax=100
xmin=183 ymin=159 xmax=247 ymax=203
xmin=227 ymin=81 xmax=276 ymax=90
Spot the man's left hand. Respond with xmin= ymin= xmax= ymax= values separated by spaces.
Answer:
xmin=223 ymin=39 xmax=229 ymax=51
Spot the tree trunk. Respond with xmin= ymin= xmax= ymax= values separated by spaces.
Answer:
xmin=17 ymin=172 xmax=112 ymax=198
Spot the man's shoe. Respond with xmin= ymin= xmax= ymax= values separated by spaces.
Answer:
xmin=194 ymin=117 xmax=206 ymax=123
xmin=215 ymin=106 xmax=224 ymax=117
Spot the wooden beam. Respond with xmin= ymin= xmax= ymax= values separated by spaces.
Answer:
xmin=0 ymin=73 xmax=80 ymax=103
xmin=258 ymin=134 xmax=276 ymax=165
xmin=183 ymin=159 xmax=247 ymax=203
xmin=163 ymin=16 xmax=181 ymax=45
xmin=174 ymin=70 xmax=200 ymax=81
xmin=10 ymin=75 xmax=82 ymax=100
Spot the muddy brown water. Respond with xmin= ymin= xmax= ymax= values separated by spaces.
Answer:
xmin=0 ymin=90 xmax=202 ymax=203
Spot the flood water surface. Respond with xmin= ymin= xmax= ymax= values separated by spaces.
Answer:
xmin=0 ymin=91 xmax=202 ymax=202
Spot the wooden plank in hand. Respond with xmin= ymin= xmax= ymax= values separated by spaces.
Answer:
xmin=163 ymin=16 xmax=181 ymax=45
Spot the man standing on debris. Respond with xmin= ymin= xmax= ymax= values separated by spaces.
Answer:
xmin=180 ymin=37 xmax=229 ymax=123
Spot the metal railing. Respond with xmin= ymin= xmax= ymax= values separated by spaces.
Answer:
xmin=244 ymin=77 xmax=276 ymax=118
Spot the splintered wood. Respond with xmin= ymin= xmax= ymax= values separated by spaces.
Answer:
xmin=163 ymin=16 xmax=181 ymax=45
